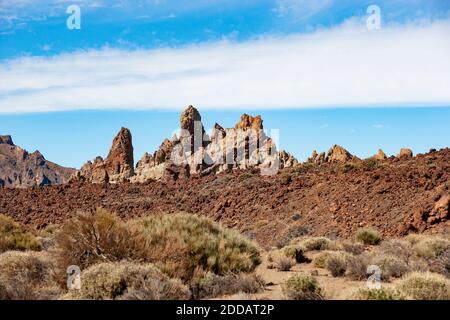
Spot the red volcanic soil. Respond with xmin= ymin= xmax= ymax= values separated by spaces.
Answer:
xmin=1 ymin=148 xmax=449 ymax=247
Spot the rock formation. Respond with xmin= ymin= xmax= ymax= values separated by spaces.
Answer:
xmin=373 ymin=149 xmax=387 ymax=160
xmin=326 ymin=145 xmax=354 ymax=163
xmin=398 ymin=148 xmax=413 ymax=158
xmin=133 ymin=106 xmax=297 ymax=182
xmin=0 ymin=135 xmax=75 ymax=188
xmin=71 ymin=127 xmax=134 ymax=183
xmin=307 ymin=150 xmax=326 ymax=164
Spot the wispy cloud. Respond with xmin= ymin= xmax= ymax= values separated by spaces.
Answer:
xmin=0 ymin=19 xmax=449 ymax=113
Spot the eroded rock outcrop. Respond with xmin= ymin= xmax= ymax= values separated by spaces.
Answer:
xmin=133 ymin=106 xmax=297 ymax=182
xmin=0 ymin=135 xmax=75 ymax=188
xmin=374 ymin=149 xmax=387 ymax=160
xmin=326 ymin=145 xmax=354 ymax=163
xmin=72 ymin=127 xmax=134 ymax=183
xmin=398 ymin=148 xmax=413 ymax=158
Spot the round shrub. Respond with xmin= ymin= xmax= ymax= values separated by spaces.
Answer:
xmin=65 ymin=262 xmax=191 ymax=300
xmin=356 ymin=228 xmax=382 ymax=245
xmin=282 ymin=275 xmax=323 ymax=300
xmin=326 ymin=254 xmax=347 ymax=277
xmin=129 ymin=213 xmax=261 ymax=280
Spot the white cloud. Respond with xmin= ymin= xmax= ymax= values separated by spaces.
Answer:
xmin=1 ymin=19 xmax=450 ymax=113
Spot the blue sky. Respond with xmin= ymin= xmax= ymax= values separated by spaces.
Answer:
xmin=0 ymin=1 xmax=449 ymax=168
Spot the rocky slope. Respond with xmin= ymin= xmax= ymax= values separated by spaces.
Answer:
xmin=1 ymin=148 xmax=448 ymax=247
xmin=0 ymin=135 xmax=75 ymax=188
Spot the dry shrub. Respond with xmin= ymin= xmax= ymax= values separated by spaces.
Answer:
xmin=0 ymin=251 xmax=60 ymax=300
xmin=282 ymin=275 xmax=323 ymax=300
xmin=314 ymin=251 xmax=351 ymax=269
xmin=371 ymin=254 xmax=409 ymax=281
xmin=52 ymin=209 xmax=145 ymax=280
xmin=356 ymin=228 xmax=382 ymax=245
xmin=191 ymin=271 xmax=265 ymax=299
xmin=0 ymin=214 xmax=41 ymax=252
xmin=275 ymin=256 xmax=296 ymax=271
xmin=412 ymin=236 xmax=450 ymax=259
xmin=346 ymin=253 xmax=371 ymax=280
xmin=326 ymin=254 xmax=347 ymax=277
xmin=397 ymin=272 xmax=450 ymax=300
xmin=64 ymin=261 xmax=190 ymax=300
xmin=353 ymin=288 xmax=405 ymax=300
xmin=290 ymin=236 xmax=332 ymax=251
xmin=276 ymin=223 xmax=311 ymax=248
xmin=129 ymin=213 xmax=261 ymax=280
xmin=379 ymin=239 xmax=414 ymax=263
xmin=432 ymin=249 xmax=450 ymax=278
xmin=282 ymin=245 xmax=311 ymax=263
xmin=339 ymin=240 xmax=364 ymax=255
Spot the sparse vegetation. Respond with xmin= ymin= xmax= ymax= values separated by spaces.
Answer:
xmin=0 ymin=251 xmax=60 ymax=300
xmin=282 ymin=275 xmax=323 ymax=300
xmin=64 ymin=262 xmax=191 ymax=300
xmin=326 ymin=254 xmax=347 ymax=277
xmin=356 ymin=228 xmax=382 ymax=245
xmin=0 ymin=215 xmax=41 ymax=252
xmin=290 ymin=236 xmax=332 ymax=251
xmin=53 ymin=209 xmax=145 ymax=278
xmin=191 ymin=271 xmax=265 ymax=299
xmin=412 ymin=236 xmax=450 ymax=259
xmin=397 ymin=272 xmax=450 ymax=300
xmin=275 ymin=256 xmax=296 ymax=271
xmin=371 ymin=254 xmax=409 ymax=281
xmin=353 ymin=288 xmax=405 ymax=300
xmin=339 ymin=240 xmax=364 ymax=255
xmin=128 ymin=213 xmax=261 ymax=280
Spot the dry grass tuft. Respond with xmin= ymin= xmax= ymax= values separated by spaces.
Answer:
xmin=396 ymin=272 xmax=450 ymax=300
xmin=282 ymin=275 xmax=323 ymax=300
xmin=0 ymin=251 xmax=60 ymax=300
xmin=64 ymin=261 xmax=191 ymax=300
xmin=0 ymin=215 xmax=41 ymax=253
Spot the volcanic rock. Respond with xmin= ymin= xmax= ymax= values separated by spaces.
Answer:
xmin=326 ymin=145 xmax=353 ymax=163
xmin=0 ymin=136 xmax=75 ymax=188
xmin=398 ymin=148 xmax=413 ymax=158
xmin=374 ymin=149 xmax=387 ymax=160
xmin=72 ymin=127 xmax=134 ymax=183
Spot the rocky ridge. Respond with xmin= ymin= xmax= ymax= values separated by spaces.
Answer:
xmin=0 ymin=135 xmax=75 ymax=188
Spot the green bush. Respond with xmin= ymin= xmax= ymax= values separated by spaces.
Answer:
xmin=282 ymin=275 xmax=323 ymax=300
xmin=356 ymin=228 xmax=382 ymax=245
xmin=0 ymin=251 xmax=60 ymax=300
xmin=0 ymin=215 xmax=41 ymax=252
xmin=353 ymin=288 xmax=405 ymax=300
xmin=65 ymin=262 xmax=191 ymax=300
xmin=397 ymin=272 xmax=450 ymax=300
xmin=129 ymin=213 xmax=261 ymax=280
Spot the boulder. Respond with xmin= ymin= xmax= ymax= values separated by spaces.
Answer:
xmin=398 ymin=148 xmax=413 ymax=158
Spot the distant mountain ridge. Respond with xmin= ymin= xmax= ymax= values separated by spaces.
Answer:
xmin=0 ymin=135 xmax=75 ymax=188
